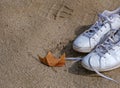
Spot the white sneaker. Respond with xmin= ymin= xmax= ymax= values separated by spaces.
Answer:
xmin=81 ymin=29 xmax=120 ymax=83
xmin=73 ymin=7 xmax=120 ymax=53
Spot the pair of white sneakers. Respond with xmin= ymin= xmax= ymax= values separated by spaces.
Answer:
xmin=72 ymin=7 xmax=120 ymax=83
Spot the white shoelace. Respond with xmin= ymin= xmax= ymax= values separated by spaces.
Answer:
xmin=90 ymin=30 xmax=120 ymax=83
xmin=66 ymin=57 xmax=82 ymax=61
xmin=66 ymin=56 xmax=119 ymax=83
xmin=84 ymin=14 xmax=113 ymax=38
xmin=95 ymin=37 xmax=114 ymax=56
xmin=66 ymin=31 xmax=120 ymax=83
xmin=66 ymin=13 xmax=120 ymax=83
xmin=90 ymin=62 xmax=119 ymax=83
xmin=95 ymin=30 xmax=120 ymax=56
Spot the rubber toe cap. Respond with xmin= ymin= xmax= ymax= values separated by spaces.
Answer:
xmin=73 ymin=35 xmax=91 ymax=52
xmin=81 ymin=52 xmax=101 ymax=71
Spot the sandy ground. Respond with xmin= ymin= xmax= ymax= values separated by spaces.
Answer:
xmin=1 ymin=0 xmax=120 ymax=88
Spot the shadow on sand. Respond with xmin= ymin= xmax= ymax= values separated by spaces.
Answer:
xmin=61 ymin=25 xmax=91 ymax=57
xmin=68 ymin=61 xmax=96 ymax=76
xmin=61 ymin=24 xmax=98 ymax=76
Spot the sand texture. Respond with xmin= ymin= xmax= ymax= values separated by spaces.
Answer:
xmin=1 ymin=0 xmax=120 ymax=88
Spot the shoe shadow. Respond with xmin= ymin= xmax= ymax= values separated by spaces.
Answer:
xmin=61 ymin=25 xmax=91 ymax=57
xmin=61 ymin=25 xmax=98 ymax=76
xmin=68 ymin=61 xmax=96 ymax=76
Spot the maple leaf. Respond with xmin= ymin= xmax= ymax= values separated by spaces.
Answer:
xmin=38 ymin=52 xmax=66 ymax=67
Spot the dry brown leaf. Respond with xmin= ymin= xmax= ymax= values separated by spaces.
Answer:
xmin=38 ymin=52 xmax=66 ymax=67
xmin=55 ymin=53 xmax=66 ymax=66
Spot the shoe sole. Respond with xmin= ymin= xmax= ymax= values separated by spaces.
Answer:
xmin=82 ymin=61 xmax=120 ymax=72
